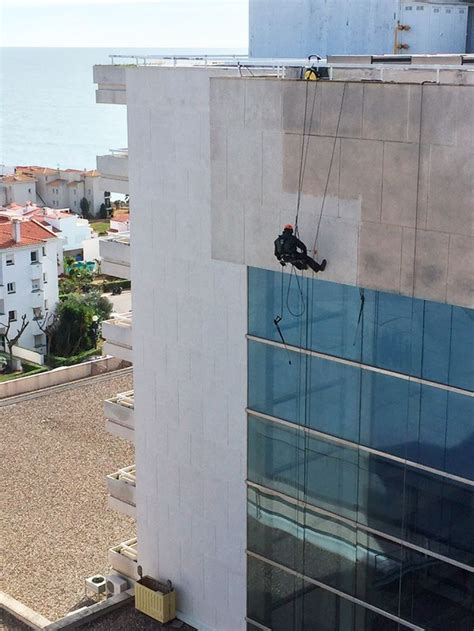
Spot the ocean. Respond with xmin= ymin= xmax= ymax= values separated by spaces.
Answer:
xmin=0 ymin=47 xmax=244 ymax=172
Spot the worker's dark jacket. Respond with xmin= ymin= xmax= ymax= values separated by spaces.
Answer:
xmin=274 ymin=231 xmax=307 ymax=261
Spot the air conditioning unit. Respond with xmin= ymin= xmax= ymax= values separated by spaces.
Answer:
xmin=106 ymin=574 xmax=129 ymax=595
xmin=85 ymin=574 xmax=106 ymax=595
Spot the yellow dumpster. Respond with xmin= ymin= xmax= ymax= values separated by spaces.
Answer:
xmin=135 ymin=576 xmax=176 ymax=623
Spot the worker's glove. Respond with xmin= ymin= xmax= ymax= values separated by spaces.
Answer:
xmin=280 ymin=261 xmax=286 ymax=267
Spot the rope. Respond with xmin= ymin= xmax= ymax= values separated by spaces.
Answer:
xmin=286 ymin=265 xmax=306 ymax=318
xmin=311 ymin=83 xmax=347 ymax=256
xmin=294 ymin=79 xmax=318 ymax=237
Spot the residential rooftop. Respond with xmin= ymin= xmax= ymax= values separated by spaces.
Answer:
xmin=1 ymin=372 xmax=135 ymax=621
xmin=0 ymin=216 xmax=57 ymax=248
xmin=0 ymin=174 xmax=37 ymax=185
xmin=16 ymin=166 xmax=100 ymax=177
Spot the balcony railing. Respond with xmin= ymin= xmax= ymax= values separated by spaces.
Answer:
xmin=102 ymin=312 xmax=132 ymax=362
xmin=99 ymin=234 xmax=130 ymax=280
xmin=106 ymin=465 xmax=136 ymax=518
xmin=104 ymin=390 xmax=134 ymax=441
xmin=108 ymin=538 xmax=139 ymax=580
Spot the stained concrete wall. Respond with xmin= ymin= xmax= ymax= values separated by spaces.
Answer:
xmin=249 ymin=0 xmax=470 ymax=58
xmin=126 ymin=67 xmax=247 ymax=631
xmin=210 ymin=78 xmax=473 ymax=308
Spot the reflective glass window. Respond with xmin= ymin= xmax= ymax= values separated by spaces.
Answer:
xmin=361 ymin=290 xmax=423 ymax=376
xmin=249 ymin=416 xmax=474 ymax=565
xmin=248 ymin=267 xmax=474 ymax=391
xmin=248 ymin=340 xmax=474 ymax=480
xmin=248 ymin=490 xmax=474 ymax=630
xmin=248 ymin=555 xmax=404 ymax=631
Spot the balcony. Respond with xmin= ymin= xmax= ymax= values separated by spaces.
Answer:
xmin=30 ymin=262 xmax=43 ymax=279
xmin=106 ymin=465 xmax=136 ymax=518
xmin=30 ymin=290 xmax=44 ymax=309
xmin=104 ymin=390 xmax=134 ymax=441
xmin=108 ymin=538 xmax=139 ymax=580
xmin=102 ymin=312 xmax=132 ymax=362
xmin=97 ymin=149 xmax=128 ymax=194
xmin=99 ymin=234 xmax=130 ymax=280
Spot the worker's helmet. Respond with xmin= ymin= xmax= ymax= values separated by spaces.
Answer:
xmin=284 ymin=223 xmax=294 ymax=232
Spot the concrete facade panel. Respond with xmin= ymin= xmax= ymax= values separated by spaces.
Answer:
xmin=447 ymin=234 xmax=474 ymax=308
xmin=357 ymin=222 xmax=403 ymax=293
xmin=425 ymin=144 xmax=474 ymax=236
xmin=339 ymin=137 xmax=383 ymax=223
xmin=211 ymin=77 xmax=472 ymax=309
xmin=245 ymin=79 xmax=282 ymax=131
xmin=413 ymin=230 xmax=450 ymax=303
xmin=381 ymin=141 xmax=419 ymax=228
xmin=362 ymin=84 xmax=421 ymax=143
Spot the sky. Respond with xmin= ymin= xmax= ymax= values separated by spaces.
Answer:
xmin=0 ymin=0 xmax=249 ymax=49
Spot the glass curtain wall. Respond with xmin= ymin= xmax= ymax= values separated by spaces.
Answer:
xmin=246 ymin=267 xmax=474 ymax=631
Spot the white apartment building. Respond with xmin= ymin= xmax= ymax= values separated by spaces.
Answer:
xmin=0 ymin=203 xmax=94 ymax=258
xmin=0 ymin=217 xmax=59 ymax=357
xmin=0 ymin=174 xmax=37 ymax=206
xmin=14 ymin=166 xmax=104 ymax=216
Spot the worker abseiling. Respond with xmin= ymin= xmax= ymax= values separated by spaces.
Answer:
xmin=274 ymin=224 xmax=326 ymax=273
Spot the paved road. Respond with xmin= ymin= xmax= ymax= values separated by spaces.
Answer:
xmin=103 ymin=290 xmax=132 ymax=315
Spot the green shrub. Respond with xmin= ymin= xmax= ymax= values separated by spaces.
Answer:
xmin=101 ymin=279 xmax=131 ymax=293
xmin=47 ymin=347 xmax=101 ymax=368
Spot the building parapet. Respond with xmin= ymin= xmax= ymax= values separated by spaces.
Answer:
xmin=108 ymin=538 xmax=139 ymax=580
xmin=106 ymin=465 xmax=136 ymax=518
xmin=104 ymin=390 xmax=134 ymax=441
xmin=102 ymin=312 xmax=132 ymax=362
xmin=99 ymin=234 xmax=130 ymax=280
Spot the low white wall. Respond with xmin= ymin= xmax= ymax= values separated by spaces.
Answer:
xmin=0 ymin=356 xmax=126 ymax=399
xmin=12 ymin=345 xmax=44 ymax=366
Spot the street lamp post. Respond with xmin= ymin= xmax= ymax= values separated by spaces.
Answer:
xmin=91 ymin=314 xmax=100 ymax=348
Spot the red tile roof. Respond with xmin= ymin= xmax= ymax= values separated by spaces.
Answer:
xmin=16 ymin=166 xmax=58 ymax=176
xmin=1 ymin=174 xmax=37 ymax=184
xmin=112 ymin=214 xmax=130 ymax=223
xmin=47 ymin=179 xmax=67 ymax=186
xmin=0 ymin=218 xmax=57 ymax=249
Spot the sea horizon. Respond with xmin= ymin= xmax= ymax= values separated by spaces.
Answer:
xmin=0 ymin=46 xmax=246 ymax=172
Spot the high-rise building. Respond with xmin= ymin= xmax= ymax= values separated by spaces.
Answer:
xmin=249 ymin=0 xmax=472 ymax=58
xmin=95 ymin=52 xmax=473 ymax=631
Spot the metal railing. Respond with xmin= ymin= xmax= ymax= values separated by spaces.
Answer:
xmin=109 ymin=148 xmax=128 ymax=157
xmin=104 ymin=312 xmax=132 ymax=327
xmin=105 ymin=53 xmax=472 ymax=83
xmin=108 ymin=464 xmax=136 ymax=485
xmin=102 ymin=232 xmax=130 ymax=245
xmin=109 ymin=389 xmax=134 ymax=409
xmin=109 ymin=53 xmax=249 ymax=66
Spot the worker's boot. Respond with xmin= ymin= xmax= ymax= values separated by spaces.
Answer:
xmin=319 ymin=259 xmax=327 ymax=272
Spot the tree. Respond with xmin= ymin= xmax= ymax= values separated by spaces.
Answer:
xmin=50 ymin=294 xmax=94 ymax=357
xmin=85 ymin=291 xmax=113 ymax=321
xmin=36 ymin=311 xmax=59 ymax=357
xmin=80 ymin=197 xmax=91 ymax=219
xmin=99 ymin=203 xmax=108 ymax=219
xmin=49 ymin=292 xmax=112 ymax=357
xmin=0 ymin=314 xmax=29 ymax=372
